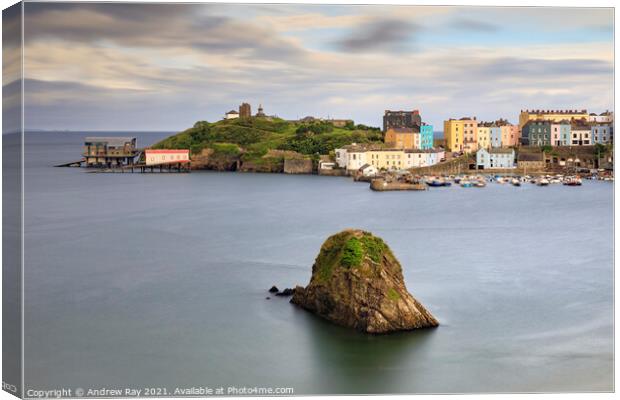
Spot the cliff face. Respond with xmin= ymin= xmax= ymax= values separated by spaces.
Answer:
xmin=190 ymin=148 xmax=239 ymax=171
xmin=291 ymin=230 xmax=438 ymax=333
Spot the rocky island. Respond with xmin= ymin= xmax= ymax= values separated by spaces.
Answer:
xmin=291 ymin=229 xmax=438 ymax=333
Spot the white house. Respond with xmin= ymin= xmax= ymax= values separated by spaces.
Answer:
xmin=476 ymin=148 xmax=515 ymax=169
xmin=335 ymin=145 xmax=368 ymax=172
xmin=358 ymin=163 xmax=378 ymax=177
xmin=224 ymin=110 xmax=239 ymax=120
xmin=404 ymin=149 xmax=445 ymax=168
xmin=571 ymin=125 xmax=591 ymax=145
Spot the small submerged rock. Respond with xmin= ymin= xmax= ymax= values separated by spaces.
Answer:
xmin=291 ymin=229 xmax=438 ymax=334
xmin=275 ymin=288 xmax=296 ymax=297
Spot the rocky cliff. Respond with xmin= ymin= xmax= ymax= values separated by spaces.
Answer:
xmin=291 ymin=230 xmax=438 ymax=333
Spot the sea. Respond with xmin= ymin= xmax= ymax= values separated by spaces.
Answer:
xmin=20 ymin=131 xmax=613 ymax=394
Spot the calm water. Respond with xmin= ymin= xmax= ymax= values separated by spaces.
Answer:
xmin=23 ymin=132 xmax=613 ymax=394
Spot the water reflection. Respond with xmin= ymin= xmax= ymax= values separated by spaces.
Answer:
xmin=291 ymin=305 xmax=437 ymax=394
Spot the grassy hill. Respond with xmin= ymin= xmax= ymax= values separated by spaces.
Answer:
xmin=152 ymin=117 xmax=384 ymax=170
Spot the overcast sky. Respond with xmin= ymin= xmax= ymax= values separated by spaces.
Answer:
xmin=20 ymin=3 xmax=613 ymax=131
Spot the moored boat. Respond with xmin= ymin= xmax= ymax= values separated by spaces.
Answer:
xmin=563 ymin=177 xmax=582 ymax=186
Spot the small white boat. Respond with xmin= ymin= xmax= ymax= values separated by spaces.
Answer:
xmin=536 ymin=178 xmax=549 ymax=186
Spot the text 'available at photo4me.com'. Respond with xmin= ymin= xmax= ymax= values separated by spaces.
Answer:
xmin=24 ymin=386 xmax=295 ymax=398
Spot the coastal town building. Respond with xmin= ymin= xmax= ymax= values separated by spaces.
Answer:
xmin=476 ymin=148 xmax=515 ymax=169
xmin=404 ymin=149 xmax=446 ymax=168
xmin=500 ymin=123 xmax=520 ymax=147
xmin=444 ymin=117 xmax=477 ymax=153
xmin=517 ymin=152 xmax=545 ymax=170
xmin=145 ymin=149 xmax=190 ymax=166
xmin=476 ymin=125 xmax=491 ymax=149
xmin=239 ymin=102 xmax=251 ymax=118
xmin=224 ymin=110 xmax=239 ymax=120
xmin=518 ymin=109 xmax=589 ymax=130
xmin=550 ymin=121 xmax=571 ymax=146
xmin=592 ymin=124 xmax=613 ymax=144
xmin=571 ymin=123 xmax=591 ymax=145
xmin=366 ymin=148 xmax=407 ymax=170
xmin=383 ymin=110 xmax=422 ymax=132
xmin=335 ymin=145 xmax=368 ymax=171
xmin=358 ymin=164 xmax=379 ymax=177
xmin=588 ymin=111 xmax=614 ymax=124
xmin=420 ymin=124 xmax=434 ymax=150
xmin=335 ymin=144 xmax=443 ymax=173
xmin=462 ymin=118 xmax=478 ymax=153
xmin=83 ymin=137 xmax=138 ymax=167
xmin=384 ymin=127 xmax=419 ymax=150
xmin=490 ymin=125 xmax=502 ymax=148
xmin=521 ymin=120 xmax=551 ymax=146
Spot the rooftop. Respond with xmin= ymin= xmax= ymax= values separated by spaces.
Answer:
xmin=404 ymin=148 xmax=444 ymax=154
xmin=480 ymin=148 xmax=514 ymax=155
xmin=85 ymin=137 xmax=136 ymax=147
xmin=522 ymin=109 xmax=588 ymax=114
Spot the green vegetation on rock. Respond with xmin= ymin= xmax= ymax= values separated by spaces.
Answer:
xmin=341 ymin=238 xmax=364 ymax=268
xmin=313 ymin=230 xmax=390 ymax=282
xmin=360 ymin=235 xmax=387 ymax=263
xmin=387 ymin=288 xmax=401 ymax=301
xmin=152 ymin=117 xmax=383 ymax=167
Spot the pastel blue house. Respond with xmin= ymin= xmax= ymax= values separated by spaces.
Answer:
xmin=490 ymin=126 xmax=502 ymax=148
xmin=420 ymin=124 xmax=433 ymax=150
xmin=476 ymin=148 xmax=515 ymax=169
xmin=591 ymin=125 xmax=613 ymax=144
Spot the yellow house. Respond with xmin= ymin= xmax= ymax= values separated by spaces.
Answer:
xmin=444 ymin=119 xmax=464 ymax=152
xmin=367 ymin=149 xmax=406 ymax=170
xmin=476 ymin=126 xmax=491 ymax=149
xmin=384 ymin=127 xmax=418 ymax=149
xmin=518 ymin=109 xmax=589 ymax=130
xmin=444 ymin=117 xmax=477 ymax=153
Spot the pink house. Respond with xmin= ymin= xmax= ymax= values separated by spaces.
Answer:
xmin=500 ymin=125 xmax=519 ymax=147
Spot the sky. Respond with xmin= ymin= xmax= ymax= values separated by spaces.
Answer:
xmin=14 ymin=3 xmax=615 ymax=131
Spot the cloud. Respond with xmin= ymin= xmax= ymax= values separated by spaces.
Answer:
xmin=24 ymin=3 xmax=307 ymax=63
xmin=334 ymin=18 xmax=418 ymax=53
xmin=479 ymin=57 xmax=612 ymax=77
xmin=450 ymin=18 xmax=499 ymax=32
xmin=17 ymin=3 xmax=613 ymax=131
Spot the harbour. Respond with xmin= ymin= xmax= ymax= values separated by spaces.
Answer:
xmin=22 ymin=131 xmax=613 ymax=394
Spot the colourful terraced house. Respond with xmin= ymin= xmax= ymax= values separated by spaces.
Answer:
xmin=420 ymin=124 xmax=434 ymax=150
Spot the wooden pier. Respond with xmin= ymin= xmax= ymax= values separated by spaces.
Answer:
xmin=87 ymin=162 xmax=190 ymax=173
